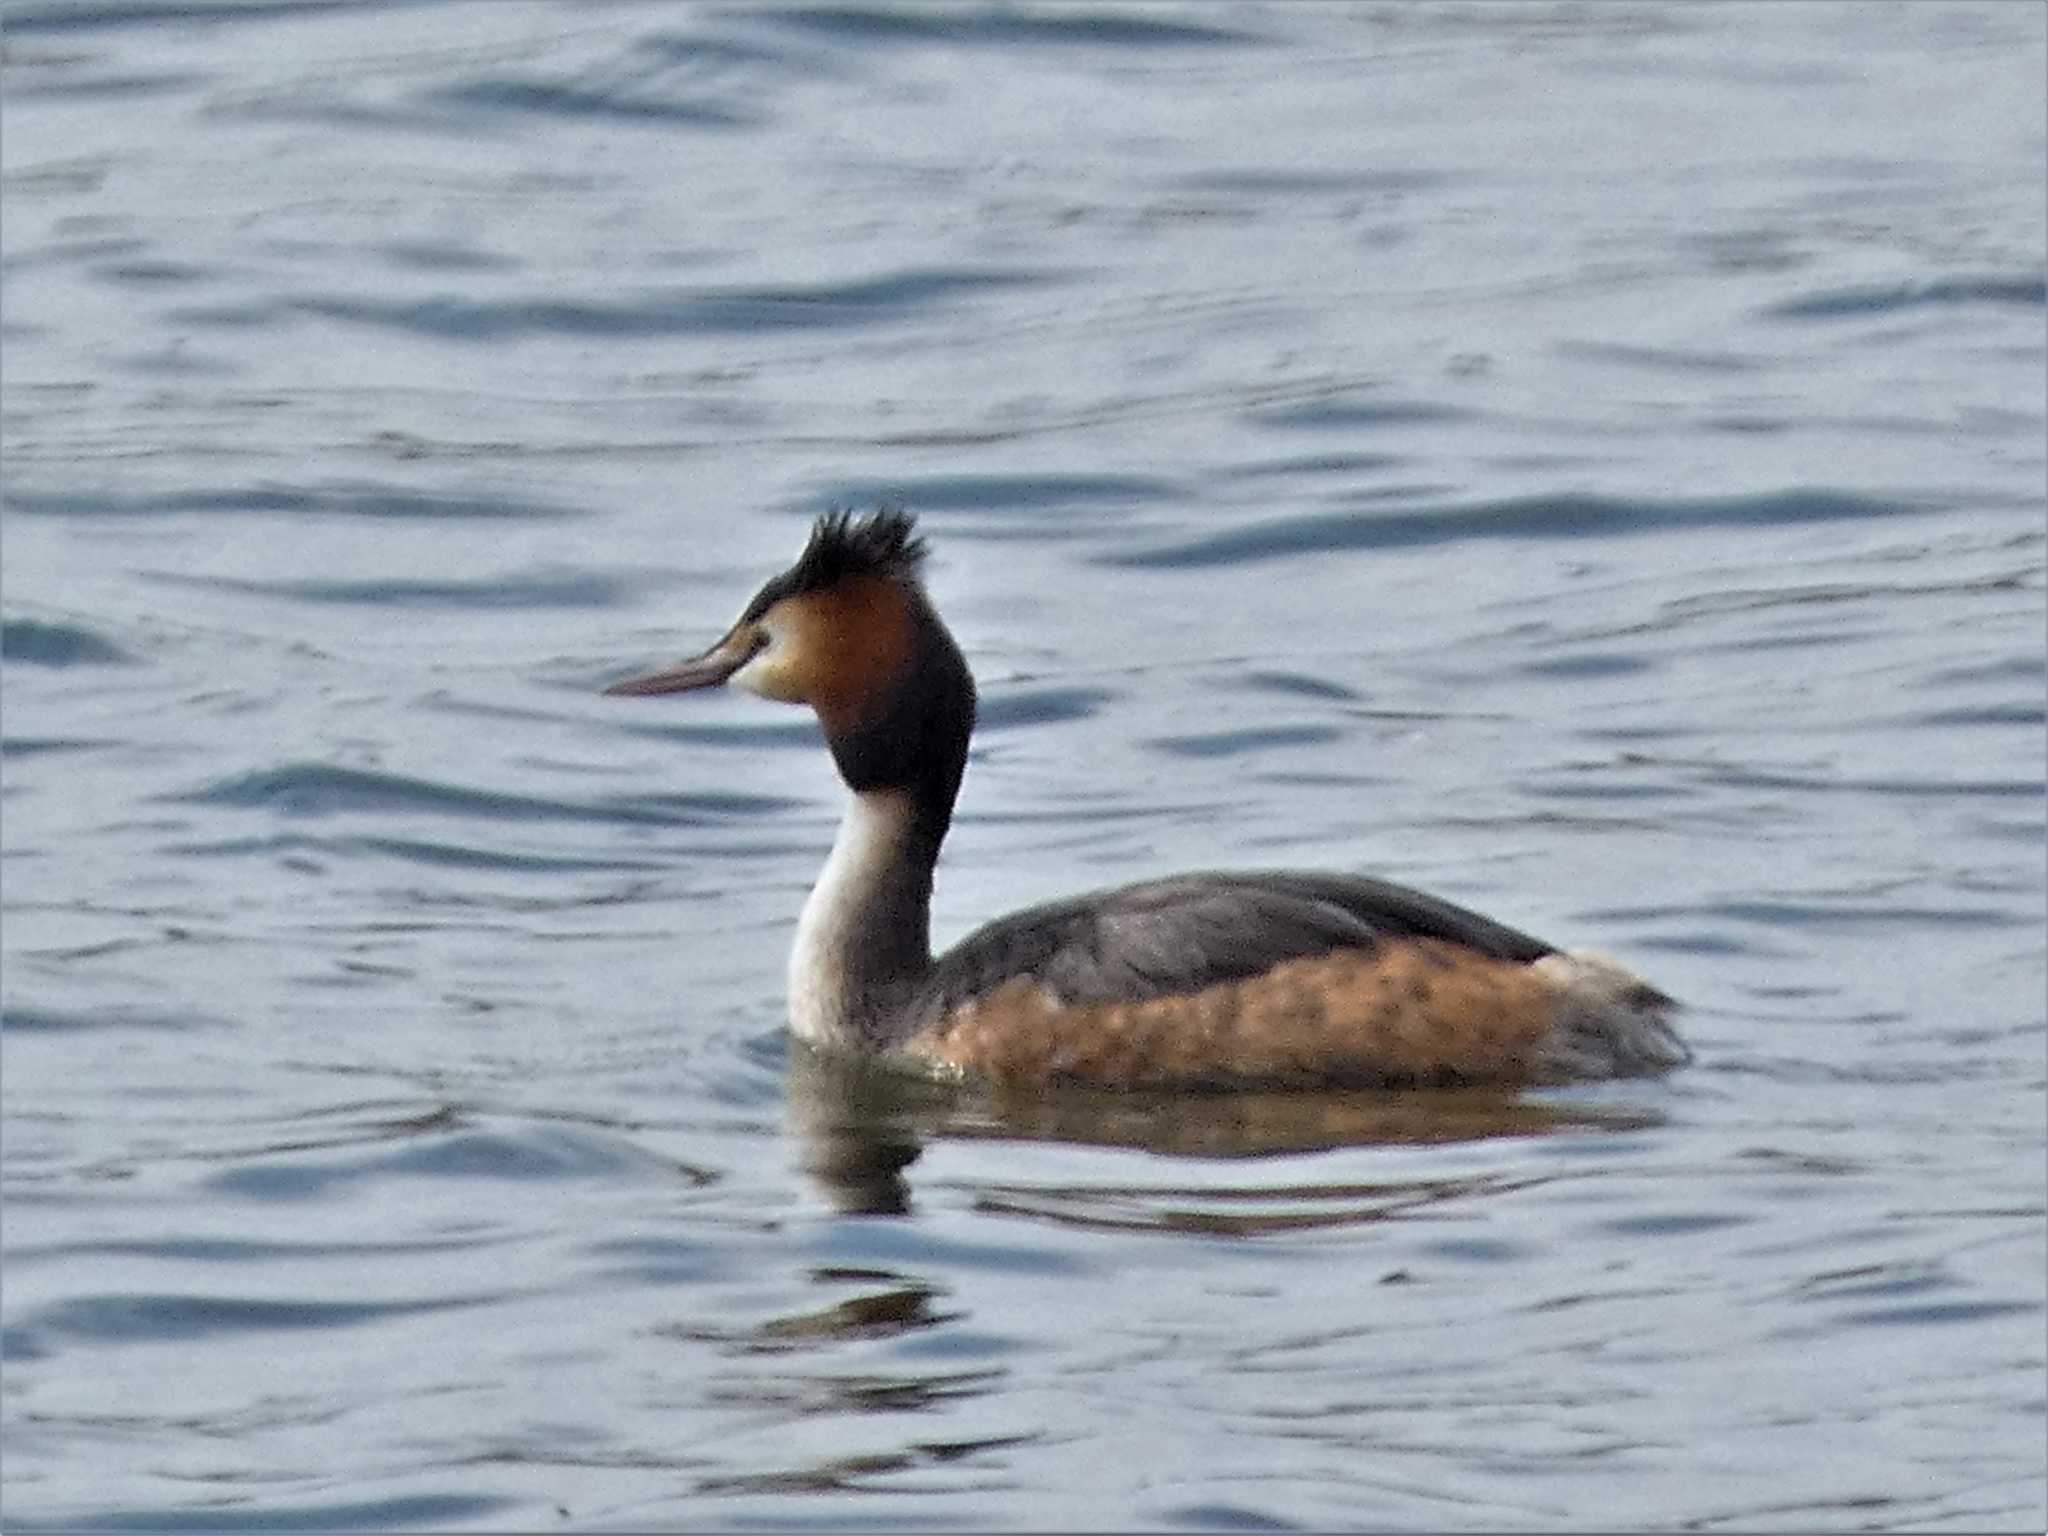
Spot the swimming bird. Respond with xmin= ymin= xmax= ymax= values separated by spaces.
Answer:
xmin=606 ymin=509 xmax=1687 ymax=1090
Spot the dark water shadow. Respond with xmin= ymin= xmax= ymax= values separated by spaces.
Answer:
xmin=1 ymin=617 xmax=137 ymax=666
xmin=1763 ymin=273 xmax=2045 ymax=321
xmin=3 ymin=1493 xmax=509 ymax=1533
xmin=0 ymin=0 xmax=406 ymax=36
xmin=1101 ymin=489 xmax=1942 ymax=567
xmin=743 ymin=4 xmax=1266 ymax=50
xmin=290 ymin=267 xmax=1059 ymax=341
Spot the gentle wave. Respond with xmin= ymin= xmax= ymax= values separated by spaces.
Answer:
xmin=4 ymin=2 xmax=2042 ymax=1529
xmin=749 ymin=4 xmax=1265 ymax=49
xmin=1765 ymin=272 xmax=2047 ymax=320
xmin=289 ymin=267 xmax=1063 ymax=341
xmin=1237 ymin=670 xmax=1365 ymax=703
xmin=614 ymin=717 xmax=820 ymax=751
xmin=7 ymin=1233 xmax=503 ymax=1267
xmin=1 ymin=67 xmax=211 ymax=101
xmin=635 ymin=29 xmax=836 ymax=72
xmin=374 ymin=239 xmax=514 ymax=275
xmin=1245 ymin=396 xmax=1473 ymax=432
xmin=973 ymin=686 xmax=1115 ymax=732
xmin=3 ymin=480 xmax=577 ymax=521
xmin=1904 ymin=703 xmax=2047 ymax=729
xmin=1148 ymin=725 xmax=1347 ymax=760
xmin=1176 ymin=166 xmax=1452 ymax=196
xmin=1920 ymin=653 xmax=2047 ymax=689
xmin=87 ymin=256 xmax=212 ymax=286
xmin=139 ymin=568 xmax=632 ymax=611
xmin=1518 ymin=653 xmax=1657 ymax=680
xmin=0 ymin=618 xmax=134 ymax=666
xmin=0 ymin=1005 xmax=210 ymax=1034
xmin=6 ymin=1289 xmax=496 ymax=1349
xmin=206 ymin=1125 xmax=665 ymax=1202
xmin=1217 ymin=451 xmax=1407 ymax=483
xmin=1556 ymin=339 xmax=1768 ymax=375
xmin=421 ymin=77 xmax=755 ymax=130
xmin=1828 ymin=1300 xmax=2040 ymax=1329
xmin=0 ymin=0 xmax=391 ymax=36
xmin=0 ymin=736 xmax=112 ymax=758
xmin=171 ymin=763 xmax=800 ymax=825
xmin=800 ymin=472 xmax=1182 ymax=512
xmin=10 ymin=1494 xmax=510 ymax=1533
xmin=160 ymin=831 xmax=669 ymax=874
xmin=1103 ymin=489 xmax=1939 ymax=566
xmin=1590 ymin=898 xmax=2036 ymax=930
xmin=1690 ymin=764 xmax=2045 ymax=800
xmin=582 ymin=1237 xmax=748 ymax=1289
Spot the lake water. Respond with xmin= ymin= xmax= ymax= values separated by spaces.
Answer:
xmin=3 ymin=2 xmax=2044 ymax=1530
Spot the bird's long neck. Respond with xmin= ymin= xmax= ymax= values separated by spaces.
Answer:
xmin=789 ymin=790 xmax=939 ymax=1050
xmin=789 ymin=606 xmax=975 ymax=1051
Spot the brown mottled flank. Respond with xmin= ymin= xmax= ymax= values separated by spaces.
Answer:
xmin=906 ymin=938 xmax=1566 ymax=1090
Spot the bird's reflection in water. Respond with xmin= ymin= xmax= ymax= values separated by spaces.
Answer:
xmin=784 ymin=1046 xmax=951 ymax=1216
xmin=786 ymin=1045 xmax=1667 ymax=1227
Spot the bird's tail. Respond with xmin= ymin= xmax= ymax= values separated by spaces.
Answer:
xmin=1531 ymin=949 xmax=1691 ymax=1080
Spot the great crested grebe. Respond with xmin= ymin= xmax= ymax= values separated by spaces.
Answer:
xmin=606 ymin=509 xmax=1688 ymax=1091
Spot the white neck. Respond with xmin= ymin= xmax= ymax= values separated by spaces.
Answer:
xmin=788 ymin=790 xmax=936 ymax=1050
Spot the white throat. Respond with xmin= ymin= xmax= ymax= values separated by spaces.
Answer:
xmin=788 ymin=790 xmax=933 ymax=1049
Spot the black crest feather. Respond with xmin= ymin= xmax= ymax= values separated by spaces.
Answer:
xmin=791 ymin=506 xmax=926 ymax=590
xmin=738 ymin=506 xmax=928 ymax=623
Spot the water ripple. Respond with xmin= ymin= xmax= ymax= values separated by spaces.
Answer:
xmin=973 ymin=686 xmax=1115 ymax=732
xmin=1178 ymin=167 xmax=1449 ymax=196
xmin=3 ymin=480 xmax=576 ymax=521
xmin=141 ymin=568 xmax=632 ymax=611
xmin=0 ymin=0 xmax=390 ymax=35
xmin=1693 ymin=765 xmax=2044 ymax=800
xmin=0 ymin=1004 xmax=211 ymax=1034
xmin=801 ymin=472 xmax=1180 ymax=512
xmin=206 ymin=1125 xmax=670 ymax=1202
xmin=16 ymin=1493 xmax=509 ymax=1533
xmin=8 ymin=1233 xmax=502 ymax=1267
xmin=8 ymin=1289 xmax=496 ymax=1349
xmin=161 ymin=830 xmax=667 ymax=874
xmin=375 ymin=239 xmax=514 ymax=275
xmin=1217 ymin=451 xmax=1407 ymax=483
xmin=1149 ymin=725 xmax=1347 ymax=759
xmin=1765 ymin=272 xmax=2047 ymax=320
xmin=1833 ymin=1300 xmax=2039 ymax=1328
xmin=1 ymin=618 xmax=135 ymax=666
xmin=293 ymin=267 xmax=1062 ymax=340
xmin=1596 ymin=898 xmax=2033 ymax=931
xmin=1237 ymin=670 xmax=1365 ymax=703
xmin=4 ymin=2 xmax=2042 ymax=1528
xmin=1246 ymin=396 xmax=1471 ymax=432
xmin=422 ymin=78 xmax=754 ymax=130
xmin=1104 ymin=490 xmax=1933 ymax=566
xmin=171 ymin=763 xmax=798 ymax=826
xmin=2 ymin=68 xmax=212 ymax=100
xmin=0 ymin=736 xmax=114 ymax=759
xmin=749 ymin=4 xmax=1265 ymax=49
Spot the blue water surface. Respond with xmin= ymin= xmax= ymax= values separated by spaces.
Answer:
xmin=3 ymin=2 xmax=2044 ymax=1530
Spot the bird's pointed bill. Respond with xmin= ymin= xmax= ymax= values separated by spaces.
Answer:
xmin=604 ymin=630 xmax=759 ymax=696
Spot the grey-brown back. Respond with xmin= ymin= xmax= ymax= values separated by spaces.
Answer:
xmin=923 ymin=869 xmax=1555 ymax=1019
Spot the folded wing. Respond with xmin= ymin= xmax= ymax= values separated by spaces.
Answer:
xmin=928 ymin=869 xmax=1555 ymax=1015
